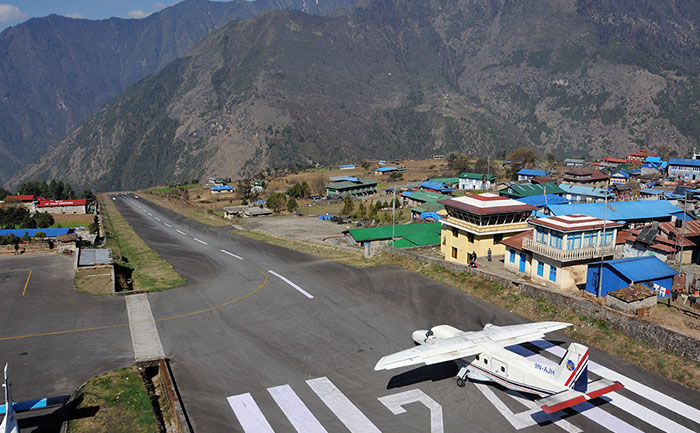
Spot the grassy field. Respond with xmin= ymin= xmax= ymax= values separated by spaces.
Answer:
xmin=68 ymin=366 xmax=159 ymax=433
xmin=145 ymin=183 xmax=201 ymax=195
xmin=100 ymin=195 xmax=185 ymax=292
xmin=74 ymin=267 xmax=113 ymax=295
xmin=235 ymin=230 xmax=700 ymax=392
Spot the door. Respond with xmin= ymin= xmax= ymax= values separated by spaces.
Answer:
xmin=519 ymin=253 xmax=526 ymax=273
xmin=493 ymin=358 xmax=508 ymax=378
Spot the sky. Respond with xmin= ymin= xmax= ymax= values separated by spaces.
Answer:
xmin=0 ymin=1 xmax=184 ymax=32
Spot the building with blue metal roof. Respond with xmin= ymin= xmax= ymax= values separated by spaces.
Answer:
xmin=668 ymin=158 xmax=700 ymax=181
xmin=557 ymin=184 xmax=614 ymax=203
xmin=546 ymin=200 xmax=682 ymax=225
xmin=210 ymin=185 xmax=234 ymax=194
xmin=420 ymin=181 xmax=453 ymax=194
xmin=585 ymin=256 xmax=676 ymax=297
xmin=517 ymin=168 xmax=550 ymax=181
xmin=515 ymin=194 xmax=568 ymax=207
xmin=0 ymin=228 xmax=71 ymax=238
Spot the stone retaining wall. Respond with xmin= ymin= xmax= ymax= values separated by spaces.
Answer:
xmin=386 ymin=247 xmax=700 ymax=363
xmin=0 ymin=242 xmax=52 ymax=255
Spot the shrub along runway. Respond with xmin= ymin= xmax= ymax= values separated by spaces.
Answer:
xmin=112 ymin=193 xmax=700 ymax=433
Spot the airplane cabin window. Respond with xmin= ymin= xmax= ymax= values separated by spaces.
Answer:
xmin=501 ymin=366 xmax=505 ymax=372
xmin=484 ymin=358 xmax=488 ymax=364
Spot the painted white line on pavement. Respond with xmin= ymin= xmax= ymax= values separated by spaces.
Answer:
xmin=194 ymin=238 xmax=208 ymax=245
xmin=269 ymin=270 xmax=313 ymax=299
xmin=226 ymin=393 xmax=274 ymax=433
xmin=155 ymin=217 xmax=161 ymax=221
xmin=378 ymin=389 xmax=444 ymax=433
xmin=510 ymin=343 xmax=674 ymax=433
xmin=164 ymin=223 xmax=171 ymax=228
xmin=220 ymin=249 xmax=243 ymax=260
xmin=176 ymin=229 xmax=186 ymax=235
xmin=307 ymin=377 xmax=381 ymax=433
xmin=531 ymin=340 xmax=700 ymax=426
xmin=474 ymin=383 xmax=535 ymax=430
xmin=504 ymin=390 xmax=581 ymax=433
xmin=148 ymin=212 xmax=152 ymax=216
xmin=268 ymin=384 xmax=328 ymax=433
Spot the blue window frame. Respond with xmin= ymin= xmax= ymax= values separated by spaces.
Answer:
xmin=549 ymin=232 xmax=562 ymax=249
xmin=567 ymin=233 xmax=582 ymax=250
xmin=601 ymin=232 xmax=613 ymax=246
xmin=509 ymin=249 xmax=515 ymax=263
xmin=549 ymin=266 xmax=557 ymax=282
xmin=537 ymin=261 xmax=544 ymax=277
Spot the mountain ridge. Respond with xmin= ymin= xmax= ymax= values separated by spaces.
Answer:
xmin=10 ymin=0 xmax=700 ymax=191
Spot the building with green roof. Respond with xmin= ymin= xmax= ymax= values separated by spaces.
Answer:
xmin=429 ymin=177 xmax=460 ymax=187
xmin=326 ymin=177 xmax=377 ymax=197
xmin=499 ymin=182 xmax=564 ymax=199
xmin=348 ymin=222 xmax=441 ymax=248
xmin=459 ymin=172 xmax=496 ymax=191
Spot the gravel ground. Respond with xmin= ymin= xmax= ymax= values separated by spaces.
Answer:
xmin=237 ymin=215 xmax=354 ymax=240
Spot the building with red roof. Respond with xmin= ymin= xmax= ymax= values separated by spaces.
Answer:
xmin=627 ymin=149 xmax=658 ymax=163
xmin=561 ymin=169 xmax=610 ymax=188
xmin=501 ymin=214 xmax=621 ymax=290
xmin=438 ymin=193 xmax=536 ymax=263
xmin=36 ymin=198 xmax=87 ymax=214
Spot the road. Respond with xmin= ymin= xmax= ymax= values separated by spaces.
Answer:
xmin=0 ymin=192 xmax=698 ymax=432
xmin=112 ymin=193 xmax=700 ymax=433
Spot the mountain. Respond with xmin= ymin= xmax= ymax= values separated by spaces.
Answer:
xmin=0 ymin=0 xmax=358 ymax=184
xmin=11 ymin=0 xmax=700 ymax=191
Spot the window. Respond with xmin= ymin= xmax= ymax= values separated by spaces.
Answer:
xmin=468 ymin=233 xmax=474 ymax=243
xmin=452 ymin=247 xmax=458 ymax=259
xmin=501 ymin=366 xmax=506 ymax=373
xmin=494 ymin=233 xmax=503 ymax=243
xmin=452 ymin=226 xmax=458 ymax=237
xmin=602 ymin=232 xmax=613 ymax=246
xmin=549 ymin=232 xmax=562 ymax=249
xmin=549 ymin=266 xmax=557 ymax=282
xmin=509 ymin=249 xmax=515 ymax=263
xmin=537 ymin=261 xmax=544 ymax=277
xmin=567 ymin=233 xmax=582 ymax=250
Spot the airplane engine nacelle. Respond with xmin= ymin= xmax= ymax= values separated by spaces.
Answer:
xmin=412 ymin=330 xmax=432 ymax=345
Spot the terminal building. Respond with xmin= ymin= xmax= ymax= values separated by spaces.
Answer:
xmin=438 ymin=193 xmax=536 ymax=264
xmin=326 ymin=177 xmax=377 ymax=198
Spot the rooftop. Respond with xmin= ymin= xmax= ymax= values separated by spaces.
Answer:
xmin=402 ymin=190 xmax=451 ymax=203
xmin=459 ymin=172 xmax=496 ymax=181
xmin=558 ymin=184 xmax=615 ymax=199
xmin=515 ymin=194 xmax=569 ymax=207
xmin=547 ymin=200 xmax=682 ymax=221
xmin=669 ymin=157 xmax=700 ymax=168
xmin=439 ymin=193 xmax=537 ymax=215
xmin=563 ymin=169 xmax=609 ymax=180
xmin=517 ymin=168 xmax=549 ymax=177
xmin=603 ymin=256 xmax=677 ymax=281
xmin=500 ymin=182 xmax=564 ymax=198
xmin=37 ymin=199 xmax=87 ymax=207
xmin=530 ymin=214 xmax=623 ymax=232
xmin=500 ymin=229 xmax=533 ymax=251
xmin=348 ymin=222 xmax=441 ymax=247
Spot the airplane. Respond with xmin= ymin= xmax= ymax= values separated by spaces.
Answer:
xmin=375 ymin=321 xmax=623 ymax=414
xmin=1 ymin=364 xmax=67 ymax=433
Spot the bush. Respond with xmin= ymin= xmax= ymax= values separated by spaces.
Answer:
xmin=33 ymin=232 xmax=46 ymax=239
xmin=286 ymin=197 xmax=299 ymax=213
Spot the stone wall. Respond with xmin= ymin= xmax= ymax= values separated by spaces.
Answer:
xmin=0 ymin=242 xmax=52 ymax=255
xmin=385 ymin=247 xmax=700 ymax=363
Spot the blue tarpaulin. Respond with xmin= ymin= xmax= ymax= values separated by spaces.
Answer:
xmin=419 ymin=212 xmax=442 ymax=220
xmin=0 ymin=228 xmax=71 ymax=238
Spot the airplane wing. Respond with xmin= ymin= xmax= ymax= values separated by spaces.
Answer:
xmin=375 ymin=321 xmax=571 ymax=371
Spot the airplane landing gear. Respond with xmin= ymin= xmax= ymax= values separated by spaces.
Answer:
xmin=456 ymin=366 xmax=469 ymax=388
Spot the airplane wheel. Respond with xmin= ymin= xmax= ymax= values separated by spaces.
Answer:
xmin=456 ymin=377 xmax=466 ymax=388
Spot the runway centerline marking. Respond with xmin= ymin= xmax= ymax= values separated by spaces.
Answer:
xmin=164 ymin=223 xmax=171 ymax=228
xmin=220 ymin=249 xmax=243 ymax=260
xmin=193 ymin=238 xmax=208 ymax=245
xmin=155 ymin=217 xmax=161 ymax=221
xmin=269 ymin=270 xmax=313 ymax=299
xmin=176 ymin=229 xmax=187 ymax=235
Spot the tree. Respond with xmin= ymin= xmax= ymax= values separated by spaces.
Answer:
xmin=509 ymin=148 xmax=538 ymax=168
xmin=62 ymin=183 xmax=75 ymax=199
xmin=342 ymin=195 xmax=355 ymax=215
xmin=360 ymin=160 xmax=371 ymax=170
xmin=266 ymin=192 xmax=286 ymax=213
xmin=237 ymin=178 xmax=253 ymax=200
xmin=473 ymin=157 xmax=495 ymax=174
xmin=389 ymin=171 xmax=403 ymax=181
xmin=0 ymin=188 xmax=7 ymax=200
xmin=80 ymin=189 xmax=96 ymax=203
xmin=447 ymin=154 xmax=471 ymax=174
xmin=355 ymin=202 xmax=366 ymax=219
xmin=286 ymin=197 xmax=299 ymax=213
xmin=309 ymin=175 xmax=326 ymax=195
xmin=34 ymin=212 xmax=54 ymax=229
xmin=286 ymin=182 xmax=311 ymax=198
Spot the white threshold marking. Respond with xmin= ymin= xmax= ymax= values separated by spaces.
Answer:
xmin=155 ymin=217 xmax=161 ymax=221
xmin=194 ymin=238 xmax=208 ymax=245
xmin=513 ymin=343 xmax=685 ymax=433
xmin=269 ymin=270 xmax=313 ymax=299
xmin=176 ymin=229 xmax=187 ymax=235
xmin=531 ymin=340 xmax=700 ymax=428
xmin=268 ymin=384 xmax=328 ymax=433
xmin=220 ymin=249 xmax=243 ymax=260
xmin=164 ymin=223 xmax=171 ymax=228
xmin=505 ymin=390 xmax=581 ymax=433
xmin=148 ymin=212 xmax=152 ymax=216
xmin=307 ymin=377 xmax=381 ymax=433
xmin=227 ymin=393 xmax=274 ymax=433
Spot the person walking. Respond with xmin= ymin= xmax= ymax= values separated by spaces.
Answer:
xmin=487 ymin=248 xmax=492 ymax=262
xmin=13 ymin=242 xmax=19 ymax=255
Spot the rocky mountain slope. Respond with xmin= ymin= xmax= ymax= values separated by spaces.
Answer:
xmin=11 ymin=0 xmax=700 ymax=191
xmin=0 ymin=0 xmax=357 ymax=183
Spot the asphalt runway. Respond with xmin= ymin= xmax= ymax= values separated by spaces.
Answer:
xmin=111 ymin=193 xmax=700 ymax=433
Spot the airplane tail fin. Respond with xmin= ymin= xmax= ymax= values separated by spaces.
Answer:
xmin=554 ymin=343 xmax=589 ymax=392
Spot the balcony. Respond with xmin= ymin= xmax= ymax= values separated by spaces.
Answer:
xmin=523 ymin=237 xmax=614 ymax=262
xmin=444 ymin=217 xmax=529 ymax=234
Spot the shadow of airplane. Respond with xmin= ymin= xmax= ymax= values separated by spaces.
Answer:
xmin=386 ymin=361 xmax=459 ymax=389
